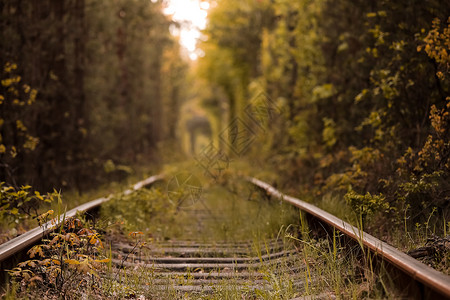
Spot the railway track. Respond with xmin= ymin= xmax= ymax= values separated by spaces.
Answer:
xmin=106 ymin=239 xmax=304 ymax=297
xmin=1 ymin=174 xmax=449 ymax=299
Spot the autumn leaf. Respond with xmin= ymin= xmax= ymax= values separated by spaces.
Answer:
xmin=18 ymin=261 xmax=27 ymax=267
xmin=40 ymin=259 xmax=52 ymax=266
xmin=34 ymin=191 xmax=44 ymax=201
xmin=27 ymin=260 xmax=37 ymax=268
xmin=64 ymin=259 xmax=80 ymax=265
xmin=27 ymin=245 xmax=44 ymax=258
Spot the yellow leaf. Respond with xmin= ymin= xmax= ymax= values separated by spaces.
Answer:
xmin=16 ymin=120 xmax=27 ymax=131
xmin=64 ymin=259 xmax=80 ymax=265
xmin=23 ymin=84 xmax=30 ymax=93
xmin=10 ymin=146 xmax=17 ymax=158
xmin=34 ymin=191 xmax=44 ymax=200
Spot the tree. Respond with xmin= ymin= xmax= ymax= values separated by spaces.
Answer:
xmin=0 ymin=0 xmax=185 ymax=191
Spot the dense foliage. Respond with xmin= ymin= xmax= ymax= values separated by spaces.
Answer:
xmin=198 ymin=0 xmax=450 ymax=231
xmin=0 ymin=0 xmax=187 ymax=191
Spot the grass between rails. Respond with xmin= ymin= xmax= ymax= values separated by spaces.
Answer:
xmin=100 ymin=164 xmax=298 ymax=244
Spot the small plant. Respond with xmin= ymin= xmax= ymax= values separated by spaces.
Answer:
xmin=7 ymin=215 xmax=110 ymax=298
xmin=0 ymin=182 xmax=59 ymax=225
xmin=344 ymin=188 xmax=391 ymax=227
xmin=100 ymin=187 xmax=177 ymax=239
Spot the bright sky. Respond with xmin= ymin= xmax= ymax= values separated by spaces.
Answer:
xmin=163 ymin=0 xmax=210 ymax=60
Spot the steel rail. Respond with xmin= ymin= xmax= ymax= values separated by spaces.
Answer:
xmin=247 ymin=177 xmax=450 ymax=299
xmin=0 ymin=174 xmax=164 ymax=263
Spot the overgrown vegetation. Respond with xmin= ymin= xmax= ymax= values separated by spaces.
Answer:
xmin=100 ymin=186 xmax=178 ymax=240
xmin=283 ymin=212 xmax=403 ymax=299
xmin=198 ymin=0 xmax=450 ymax=250
xmin=0 ymin=183 xmax=57 ymax=225
xmin=100 ymin=165 xmax=298 ymax=243
xmin=0 ymin=183 xmax=60 ymax=243
xmin=5 ymin=214 xmax=110 ymax=299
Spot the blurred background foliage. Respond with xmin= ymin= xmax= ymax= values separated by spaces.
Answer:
xmin=197 ymin=0 xmax=450 ymax=233
xmin=0 ymin=0 xmax=187 ymax=192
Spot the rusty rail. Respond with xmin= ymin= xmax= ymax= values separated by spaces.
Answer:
xmin=247 ymin=177 xmax=450 ymax=299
